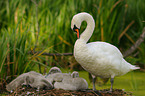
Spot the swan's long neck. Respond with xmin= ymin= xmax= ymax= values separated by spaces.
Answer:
xmin=79 ymin=14 xmax=95 ymax=43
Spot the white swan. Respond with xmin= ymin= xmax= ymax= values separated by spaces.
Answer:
xmin=71 ymin=12 xmax=140 ymax=91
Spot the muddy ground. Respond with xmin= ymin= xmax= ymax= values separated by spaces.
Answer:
xmin=1 ymin=85 xmax=132 ymax=96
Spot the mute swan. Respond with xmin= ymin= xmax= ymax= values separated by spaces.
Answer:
xmin=45 ymin=67 xmax=62 ymax=78
xmin=71 ymin=12 xmax=140 ymax=91
xmin=54 ymin=71 xmax=88 ymax=90
xmin=71 ymin=71 xmax=79 ymax=78
xmin=45 ymin=67 xmax=71 ymax=84
xmin=6 ymin=71 xmax=53 ymax=92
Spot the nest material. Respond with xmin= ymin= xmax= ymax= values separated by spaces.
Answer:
xmin=5 ymin=85 xmax=132 ymax=96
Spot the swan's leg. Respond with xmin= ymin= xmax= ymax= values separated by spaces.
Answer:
xmin=91 ymin=74 xmax=96 ymax=91
xmin=110 ymin=78 xmax=114 ymax=92
xmin=92 ymin=77 xmax=96 ymax=90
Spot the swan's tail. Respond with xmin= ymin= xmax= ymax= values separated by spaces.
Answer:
xmin=130 ymin=64 xmax=140 ymax=70
xmin=123 ymin=59 xmax=140 ymax=71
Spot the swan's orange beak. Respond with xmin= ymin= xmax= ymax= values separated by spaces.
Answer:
xmin=73 ymin=25 xmax=80 ymax=39
xmin=74 ymin=29 xmax=80 ymax=39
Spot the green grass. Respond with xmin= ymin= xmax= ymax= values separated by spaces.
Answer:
xmin=114 ymin=71 xmax=145 ymax=96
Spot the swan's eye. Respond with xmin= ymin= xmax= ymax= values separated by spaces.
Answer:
xmin=73 ymin=25 xmax=79 ymax=32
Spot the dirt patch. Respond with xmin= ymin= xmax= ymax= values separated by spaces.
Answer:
xmin=1 ymin=85 xmax=132 ymax=96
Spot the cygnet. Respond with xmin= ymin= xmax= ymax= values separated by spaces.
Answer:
xmin=45 ymin=67 xmax=62 ymax=77
xmin=54 ymin=71 xmax=88 ymax=91
xmin=45 ymin=67 xmax=71 ymax=83
xmin=6 ymin=71 xmax=53 ymax=92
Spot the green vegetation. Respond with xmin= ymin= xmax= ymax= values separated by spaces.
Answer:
xmin=0 ymin=0 xmax=145 ymax=94
xmin=0 ymin=26 xmax=33 ymax=86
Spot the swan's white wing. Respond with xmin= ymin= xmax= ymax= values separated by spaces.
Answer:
xmin=87 ymin=41 xmax=123 ymax=58
xmin=81 ymin=41 xmax=126 ymax=77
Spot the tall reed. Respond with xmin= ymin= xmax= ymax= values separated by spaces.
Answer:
xmin=0 ymin=21 xmax=34 ymax=90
